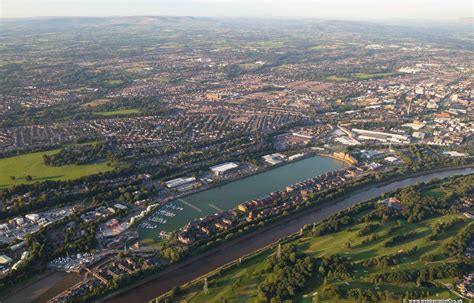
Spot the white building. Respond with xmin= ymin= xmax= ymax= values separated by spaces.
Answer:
xmin=415 ymin=87 xmax=425 ymax=95
xmin=25 ymin=214 xmax=39 ymax=222
xmin=443 ymin=151 xmax=468 ymax=157
xmin=262 ymin=153 xmax=287 ymax=165
xmin=384 ymin=156 xmax=399 ymax=163
xmin=288 ymin=153 xmax=305 ymax=161
xmin=0 ymin=255 xmax=13 ymax=265
xmin=335 ymin=136 xmax=361 ymax=146
xmin=352 ymin=129 xmax=410 ymax=144
xmin=114 ymin=203 xmax=128 ymax=210
xmin=402 ymin=122 xmax=426 ymax=130
xmin=21 ymin=251 xmax=29 ymax=260
xmin=14 ymin=217 xmax=24 ymax=226
xmin=412 ymin=132 xmax=426 ymax=139
xmin=210 ymin=162 xmax=239 ymax=176
xmin=165 ymin=177 xmax=197 ymax=189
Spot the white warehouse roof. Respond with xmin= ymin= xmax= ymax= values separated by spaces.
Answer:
xmin=165 ymin=177 xmax=197 ymax=188
xmin=210 ymin=162 xmax=238 ymax=173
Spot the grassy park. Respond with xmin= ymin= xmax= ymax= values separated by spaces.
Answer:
xmin=327 ymin=72 xmax=397 ymax=82
xmin=173 ymin=215 xmax=468 ymax=303
xmin=422 ymin=187 xmax=447 ymax=198
xmin=0 ymin=149 xmax=114 ymax=188
xmin=92 ymin=108 xmax=141 ymax=116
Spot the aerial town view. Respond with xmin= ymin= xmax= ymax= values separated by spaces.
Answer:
xmin=0 ymin=0 xmax=473 ymax=302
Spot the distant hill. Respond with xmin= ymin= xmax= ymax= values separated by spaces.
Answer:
xmin=0 ymin=16 xmax=213 ymax=30
xmin=1 ymin=16 xmax=471 ymax=37
xmin=458 ymin=17 xmax=474 ymax=25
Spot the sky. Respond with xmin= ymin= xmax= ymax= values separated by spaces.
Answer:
xmin=1 ymin=0 xmax=472 ymax=20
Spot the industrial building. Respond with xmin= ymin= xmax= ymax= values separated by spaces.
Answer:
xmin=25 ymin=213 xmax=39 ymax=222
xmin=210 ymin=162 xmax=239 ymax=176
xmin=262 ymin=153 xmax=287 ymax=165
xmin=165 ymin=177 xmax=197 ymax=189
xmin=335 ymin=136 xmax=361 ymax=146
xmin=288 ymin=153 xmax=305 ymax=161
xmin=0 ymin=255 xmax=13 ymax=265
xmin=352 ymin=128 xmax=410 ymax=144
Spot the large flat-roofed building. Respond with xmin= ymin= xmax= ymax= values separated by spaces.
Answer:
xmin=0 ymin=255 xmax=13 ymax=265
xmin=210 ymin=162 xmax=239 ymax=176
xmin=352 ymin=128 xmax=410 ymax=144
xmin=262 ymin=153 xmax=286 ymax=165
xmin=288 ymin=153 xmax=304 ymax=161
xmin=165 ymin=177 xmax=197 ymax=189
xmin=25 ymin=213 xmax=40 ymax=222
xmin=335 ymin=136 xmax=361 ymax=146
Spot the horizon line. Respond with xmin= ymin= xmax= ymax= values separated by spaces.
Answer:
xmin=1 ymin=14 xmax=472 ymax=22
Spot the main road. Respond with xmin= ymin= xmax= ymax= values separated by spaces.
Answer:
xmin=104 ymin=166 xmax=473 ymax=303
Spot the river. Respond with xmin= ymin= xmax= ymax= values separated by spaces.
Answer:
xmin=108 ymin=166 xmax=473 ymax=303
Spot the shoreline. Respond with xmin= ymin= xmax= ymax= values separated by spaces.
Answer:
xmin=138 ymin=152 xmax=346 ymax=232
xmin=163 ymin=151 xmax=339 ymax=203
xmin=102 ymin=165 xmax=474 ymax=303
xmin=316 ymin=151 xmax=358 ymax=166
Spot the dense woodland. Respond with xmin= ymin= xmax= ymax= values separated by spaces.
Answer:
xmin=257 ymin=245 xmax=314 ymax=302
xmin=43 ymin=143 xmax=110 ymax=166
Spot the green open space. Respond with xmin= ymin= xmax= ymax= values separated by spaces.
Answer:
xmin=103 ymin=79 xmax=125 ymax=87
xmin=422 ymin=187 xmax=447 ymax=198
xmin=352 ymin=72 xmax=397 ymax=79
xmin=326 ymin=75 xmax=351 ymax=81
xmin=176 ymin=252 xmax=271 ymax=303
xmin=309 ymin=43 xmax=349 ymax=51
xmin=92 ymin=108 xmax=141 ymax=116
xmin=0 ymin=149 xmax=114 ymax=188
xmin=239 ymin=63 xmax=261 ymax=69
xmin=126 ymin=67 xmax=146 ymax=72
xmin=327 ymin=72 xmax=397 ymax=81
xmin=174 ymin=208 xmax=468 ymax=303
xmin=0 ymin=60 xmax=26 ymax=66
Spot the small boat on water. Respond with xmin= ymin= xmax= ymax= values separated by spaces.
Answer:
xmin=139 ymin=222 xmax=158 ymax=229
xmin=149 ymin=216 xmax=167 ymax=224
xmin=158 ymin=210 xmax=176 ymax=217
xmin=164 ymin=203 xmax=183 ymax=211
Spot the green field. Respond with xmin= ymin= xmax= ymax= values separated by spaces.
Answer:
xmin=239 ymin=63 xmax=260 ymax=69
xmin=0 ymin=60 xmax=26 ymax=67
xmin=422 ymin=188 xmax=447 ymax=198
xmin=105 ymin=79 xmax=124 ymax=85
xmin=326 ymin=75 xmax=351 ymax=81
xmin=173 ymin=183 xmax=470 ymax=303
xmin=93 ymin=108 xmax=141 ymax=116
xmin=175 ymin=215 xmax=467 ymax=303
xmin=0 ymin=149 xmax=114 ymax=188
xmin=327 ymin=72 xmax=397 ymax=81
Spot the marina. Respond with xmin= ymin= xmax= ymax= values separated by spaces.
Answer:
xmin=138 ymin=203 xmax=183 ymax=230
xmin=112 ymin=167 xmax=474 ymax=303
xmin=138 ymin=155 xmax=345 ymax=240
